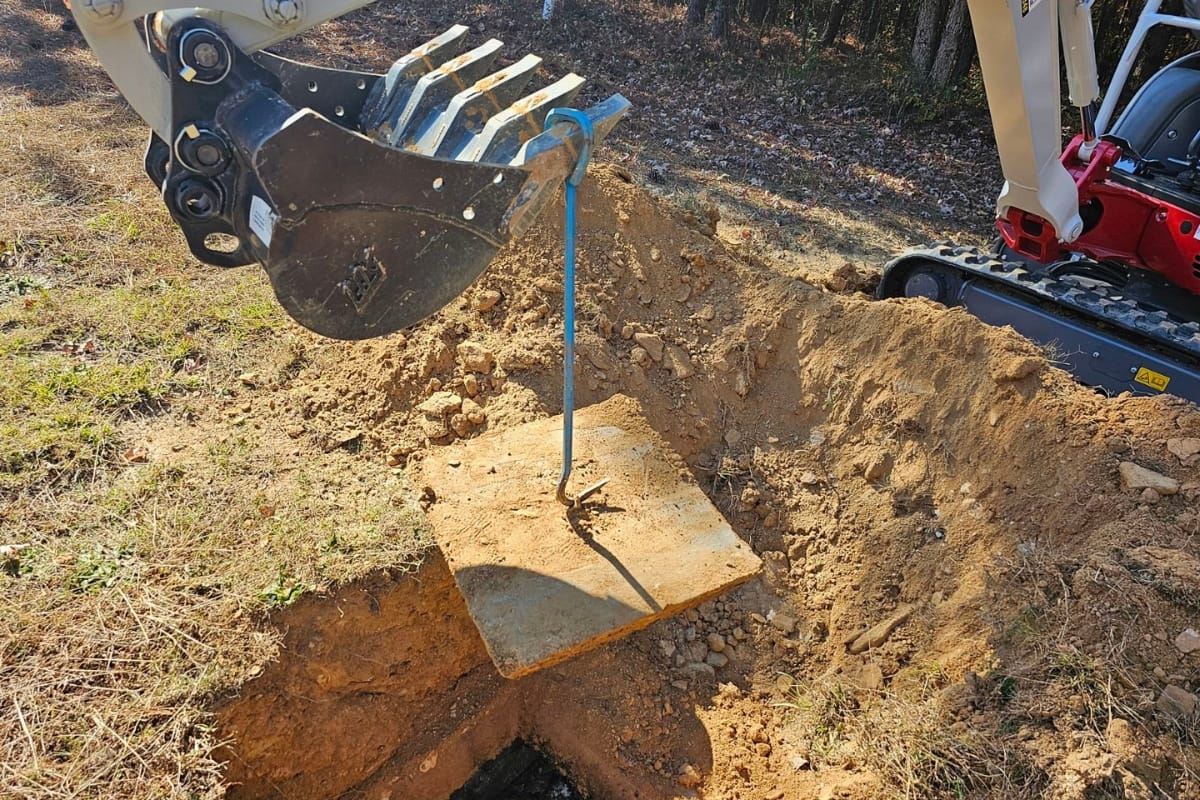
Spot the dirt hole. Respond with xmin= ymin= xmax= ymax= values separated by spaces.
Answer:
xmin=452 ymin=739 xmax=584 ymax=800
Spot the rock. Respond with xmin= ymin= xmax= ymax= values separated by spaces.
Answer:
xmin=461 ymin=398 xmax=486 ymax=425
xmin=1174 ymin=627 xmax=1200 ymax=654
xmin=463 ymin=373 xmax=480 ymax=396
xmin=1155 ymin=685 xmax=1197 ymax=721
xmin=682 ymin=662 xmax=716 ymax=681
xmin=686 ymin=641 xmax=709 ymax=663
xmin=237 ymin=371 xmax=259 ymax=386
xmin=1119 ymin=462 xmax=1179 ymax=496
xmin=697 ymin=304 xmax=716 ymax=321
xmin=706 ymin=651 xmax=729 ymax=668
xmin=857 ymin=662 xmax=884 ymax=691
xmin=707 ymin=633 xmax=726 ymax=652
xmin=633 ymin=332 xmax=665 ymax=362
xmin=1140 ymin=487 xmax=1161 ymax=504
xmin=630 ymin=346 xmax=651 ymax=367
xmin=754 ymin=742 xmax=772 ymax=757
xmin=991 ymin=354 xmax=1042 ymax=382
xmin=863 ymin=456 xmax=890 ymax=481
xmin=677 ymin=764 xmax=702 ymax=789
xmin=768 ymin=611 xmax=797 ymax=635
xmin=456 ymin=341 xmax=495 ymax=373
xmin=664 ymin=344 xmax=694 ymax=379
xmin=450 ymin=413 xmax=472 ymax=437
xmin=1167 ymin=437 xmax=1200 ymax=462
xmin=790 ymin=755 xmax=811 ymax=771
xmin=418 ymin=416 xmax=451 ymax=439
xmin=799 ymin=471 xmax=819 ymax=486
xmin=671 ymin=679 xmax=689 ymax=690
xmin=765 ymin=790 xmax=784 ymax=800
xmin=474 ymin=289 xmax=502 ymax=311
xmin=418 ymin=391 xmax=462 ymax=418
xmin=847 ymin=603 xmax=915 ymax=654
xmin=733 ymin=626 xmax=747 ymax=641
xmin=620 ymin=324 xmax=635 ymax=340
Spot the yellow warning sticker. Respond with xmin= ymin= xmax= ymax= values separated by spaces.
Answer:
xmin=1134 ymin=367 xmax=1170 ymax=392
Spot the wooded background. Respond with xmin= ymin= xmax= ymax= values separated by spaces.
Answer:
xmin=682 ymin=0 xmax=1197 ymax=90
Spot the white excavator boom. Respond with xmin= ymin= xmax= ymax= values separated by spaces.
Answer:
xmin=965 ymin=0 xmax=1102 ymax=242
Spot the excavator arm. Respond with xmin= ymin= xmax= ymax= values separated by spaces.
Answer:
xmin=69 ymin=1 xmax=628 ymax=340
xmin=965 ymin=0 xmax=1100 ymax=244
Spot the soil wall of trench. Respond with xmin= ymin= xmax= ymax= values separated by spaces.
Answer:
xmin=217 ymin=166 xmax=1200 ymax=800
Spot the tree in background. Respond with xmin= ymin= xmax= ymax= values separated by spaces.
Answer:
xmin=684 ymin=0 xmax=1195 ymax=93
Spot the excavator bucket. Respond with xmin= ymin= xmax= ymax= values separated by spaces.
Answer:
xmin=139 ymin=20 xmax=629 ymax=339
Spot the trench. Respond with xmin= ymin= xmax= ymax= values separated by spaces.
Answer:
xmin=216 ymin=549 xmax=716 ymax=800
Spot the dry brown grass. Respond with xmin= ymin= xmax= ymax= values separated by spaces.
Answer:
xmin=1 ymin=2 xmax=431 ymax=796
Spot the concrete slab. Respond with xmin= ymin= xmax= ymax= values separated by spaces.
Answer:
xmin=422 ymin=394 xmax=761 ymax=678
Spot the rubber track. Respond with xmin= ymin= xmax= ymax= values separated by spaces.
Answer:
xmin=887 ymin=244 xmax=1200 ymax=362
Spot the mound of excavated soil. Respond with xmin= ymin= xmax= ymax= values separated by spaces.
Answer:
xmin=243 ymin=166 xmax=1199 ymax=799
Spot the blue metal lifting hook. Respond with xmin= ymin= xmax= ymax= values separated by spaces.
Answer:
xmin=546 ymin=108 xmax=609 ymax=508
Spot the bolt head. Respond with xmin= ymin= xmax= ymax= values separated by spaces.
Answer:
xmin=193 ymin=42 xmax=220 ymax=69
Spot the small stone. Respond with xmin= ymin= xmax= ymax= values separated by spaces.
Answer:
xmin=799 ymin=471 xmax=819 ymax=486
xmin=237 ymin=371 xmax=259 ymax=387
xmin=463 ymin=373 xmax=480 ymax=396
xmin=633 ymin=332 xmax=665 ymax=361
xmin=1141 ymin=487 xmax=1161 ymax=504
xmin=630 ymin=346 xmax=651 ymax=367
xmin=1174 ymin=627 xmax=1200 ymax=655
xmin=650 ymin=246 xmax=662 ymax=262
xmin=847 ymin=604 xmax=915 ymax=654
xmin=857 ymin=662 xmax=884 ymax=691
xmin=765 ymin=789 xmax=785 ymax=800
xmin=768 ymin=612 xmax=797 ymax=635
xmin=707 ymin=633 xmax=726 ymax=652
xmin=450 ymin=413 xmax=472 ymax=437
xmin=754 ymin=742 xmax=772 ymax=757
xmin=1156 ymin=685 xmax=1198 ymax=721
xmin=664 ymin=344 xmax=694 ymax=379
xmin=724 ymin=429 xmax=743 ymax=447
xmin=122 ymin=446 xmax=148 ymax=463
xmin=473 ymin=289 xmax=502 ymax=311
xmin=1119 ymin=462 xmax=1179 ymax=495
xmin=456 ymin=341 xmax=495 ymax=373
xmin=1167 ymin=437 xmax=1200 ymax=462
xmin=706 ymin=651 xmax=729 ymax=668
xmin=863 ymin=457 xmax=890 ymax=481
xmin=620 ymin=324 xmax=635 ymax=340
xmin=461 ymin=397 xmax=486 ymax=425
xmin=790 ymin=755 xmax=810 ymax=771
xmin=683 ymin=662 xmax=716 ymax=681
xmin=697 ymin=304 xmax=716 ymax=321
xmin=677 ymin=764 xmax=702 ymax=789
xmin=418 ymin=391 xmax=462 ymax=418
xmin=659 ymin=639 xmax=677 ymax=658
xmin=671 ymin=679 xmax=689 ymax=690
xmin=733 ymin=626 xmax=747 ymax=641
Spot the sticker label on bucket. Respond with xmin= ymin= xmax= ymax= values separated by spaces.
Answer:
xmin=249 ymin=195 xmax=276 ymax=248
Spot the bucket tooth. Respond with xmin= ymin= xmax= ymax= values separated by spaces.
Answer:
xmin=455 ymin=73 xmax=586 ymax=165
xmin=412 ymin=53 xmax=542 ymax=158
xmin=383 ymin=39 xmax=505 ymax=146
xmin=362 ymin=25 xmax=469 ymax=133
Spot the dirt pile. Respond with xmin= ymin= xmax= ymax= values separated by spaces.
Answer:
xmin=244 ymin=166 xmax=1200 ymax=798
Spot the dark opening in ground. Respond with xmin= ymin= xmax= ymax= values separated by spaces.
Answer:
xmin=451 ymin=739 xmax=585 ymax=800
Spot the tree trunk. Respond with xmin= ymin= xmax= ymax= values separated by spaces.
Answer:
xmin=748 ymin=0 xmax=768 ymax=27
xmin=929 ymin=0 xmax=969 ymax=86
xmin=857 ymin=0 xmax=884 ymax=45
xmin=687 ymin=0 xmax=708 ymax=25
xmin=911 ymin=0 xmax=950 ymax=77
xmin=711 ymin=0 xmax=733 ymax=40
xmin=822 ymin=0 xmax=849 ymax=46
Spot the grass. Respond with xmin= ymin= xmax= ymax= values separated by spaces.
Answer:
xmin=778 ymin=672 xmax=1050 ymax=799
xmin=0 ymin=24 xmax=432 ymax=797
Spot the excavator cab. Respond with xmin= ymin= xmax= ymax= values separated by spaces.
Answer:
xmin=69 ymin=3 xmax=627 ymax=340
